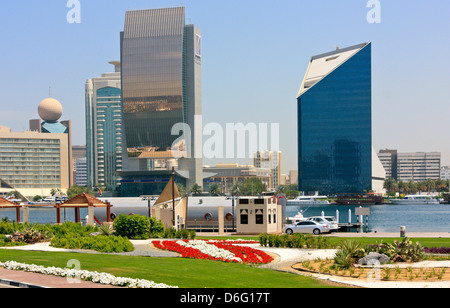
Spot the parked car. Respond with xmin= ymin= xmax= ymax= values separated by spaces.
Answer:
xmin=306 ymin=216 xmax=339 ymax=231
xmin=283 ymin=220 xmax=330 ymax=235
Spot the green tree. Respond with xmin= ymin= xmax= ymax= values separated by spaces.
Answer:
xmin=209 ymin=183 xmax=221 ymax=196
xmin=66 ymin=186 xmax=94 ymax=199
xmin=190 ymin=183 xmax=202 ymax=196
xmin=384 ymin=177 xmax=398 ymax=195
xmin=242 ymin=178 xmax=266 ymax=196
xmin=176 ymin=183 xmax=186 ymax=197
xmin=407 ymin=180 xmax=418 ymax=194
xmin=230 ymin=181 xmax=244 ymax=196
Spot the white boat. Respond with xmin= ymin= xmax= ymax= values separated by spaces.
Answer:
xmin=287 ymin=195 xmax=330 ymax=206
xmin=5 ymin=196 xmax=22 ymax=203
xmin=41 ymin=196 xmax=56 ymax=203
xmin=286 ymin=212 xmax=308 ymax=223
xmin=390 ymin=195 xmax=439 ymax=205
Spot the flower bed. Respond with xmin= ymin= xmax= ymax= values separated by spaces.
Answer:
xmin=0 ymin=261 xmax=177 ymax=288
xmin=153 ymin=239 xmax=273 ymax=264
xmin=423 ymin=247 xmax=450 ymax=254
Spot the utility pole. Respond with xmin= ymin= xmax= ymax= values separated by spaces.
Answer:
xmin=172 ymin=167 xmax=175 ymax=230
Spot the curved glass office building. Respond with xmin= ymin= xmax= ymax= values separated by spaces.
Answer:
xmin=297 ymin=43 xmax=373 ymax=195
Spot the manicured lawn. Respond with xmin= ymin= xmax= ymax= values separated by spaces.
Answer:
xmin=0 ymin=250 xmax=341 ymax=288
xmin=198 ymin=236 xmax=450 ymax=248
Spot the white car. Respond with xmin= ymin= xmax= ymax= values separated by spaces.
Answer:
xmin=283 ymin=220 xmax=330 ymax=235
xmin=306 ymin=216 xmax=339 ymax=231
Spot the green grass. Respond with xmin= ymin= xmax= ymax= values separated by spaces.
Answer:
xmin=0 ymin=250 xmax=340 ymax=288
xmin=197 ymin=235 xmax=450 ymax=248
xmin=2 ymin=236 xmax=448 ymax=288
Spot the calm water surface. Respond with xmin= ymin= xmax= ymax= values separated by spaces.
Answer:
xmin=286 ymin=203 xmax=450 ymax=233
xmin=1 ymin=203 xmax=449 ymax=233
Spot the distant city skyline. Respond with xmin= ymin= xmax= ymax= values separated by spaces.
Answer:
xmin=1 ymin=1 xmax=449 ymax=175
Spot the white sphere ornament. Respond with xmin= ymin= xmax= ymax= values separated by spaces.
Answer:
xmin=38 ymin=98 xmax=63 ymax=122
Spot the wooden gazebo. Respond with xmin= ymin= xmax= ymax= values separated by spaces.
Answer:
xmin=0 ymin=197 xmax=21 ymax=222
xmin=57 ymin=193 xmax=112 ymax=226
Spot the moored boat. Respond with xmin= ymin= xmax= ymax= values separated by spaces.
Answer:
xmin=390 ymin=195 xmax=439 ymax=205
xmin=286 ymin=195 xmax=330 ymax=206
xmin=334 ymin=193 xmax=384 ymax=205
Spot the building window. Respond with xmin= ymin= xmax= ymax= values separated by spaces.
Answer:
xmin=254 ymin=199 xmax=264 ymax=205
xmin=239 ymin=199 xmax=249 ymax=205
xmin=240 ymin=210 xmax=248 ymax=225
xmin=255 ymin=209 xmax=264 ymax=225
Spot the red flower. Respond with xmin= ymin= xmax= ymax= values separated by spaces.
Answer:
xmin=152 ymin=240 xmax=273 ymax=264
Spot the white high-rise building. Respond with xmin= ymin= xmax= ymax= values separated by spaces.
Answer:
xmin=254 ymin=150 xmax=282 ymax=190
xmin=85 ymin=62 xmax=122 ymax=189
xmin=75 ymin=157 xmax=87 ymax=187
xmin=440 ymin=166 xmax=450 ymax=181
xmin=377 ymin=150 xmax=441 ymax=182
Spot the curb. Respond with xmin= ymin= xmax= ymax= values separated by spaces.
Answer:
xmin=0 ymin=278 xmax=46 ymax=288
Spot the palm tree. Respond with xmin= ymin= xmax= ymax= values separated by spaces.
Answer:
xmin=384 ymin=177 xmax=398 ymax=195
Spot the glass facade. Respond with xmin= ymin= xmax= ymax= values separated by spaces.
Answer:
xmin=85 ymin=65 xmax=122 ymax=189
xmin=119 ymin=171 xmax=186 ymax=197
xmin=121 ymin=7 xmax=185 ymax=156
xmin=95 ymin=87 xmax=122 ymax=188
xmin=297 ymin=43 xmax=372 ymax=195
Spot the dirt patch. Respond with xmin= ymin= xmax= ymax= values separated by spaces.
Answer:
xmin=293 ymin=259 xmax=450 ymax=282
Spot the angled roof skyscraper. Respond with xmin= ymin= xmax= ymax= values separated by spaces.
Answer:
xmin=296 ymin=43 xmax=376 ymax=195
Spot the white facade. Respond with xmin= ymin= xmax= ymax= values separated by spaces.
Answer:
xmin=75 ymin=157 xmax=87 ymax=187
xmin=441 ymin=166 xmax=450 ymax=181
xmin=397 ymin=152 xmax=441 ymax=182
xmin=0 ymin=126 xmax=71 ymax=197
xmin=372 ymin=148 xmax=386 ymax=194
xmin=254 ymin=150 xmax=282 ymax=190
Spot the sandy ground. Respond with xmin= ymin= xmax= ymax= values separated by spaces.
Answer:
xmin=249 ymin=244 xmax=450 ymax=288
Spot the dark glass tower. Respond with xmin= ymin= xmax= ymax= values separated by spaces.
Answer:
xmin=119 ymin=7 xmax=203 ymax=196
xmin=121 ymin=7 xmax=186 ymax=152
xmin=297 ymin=43 xmax=372 ymax=195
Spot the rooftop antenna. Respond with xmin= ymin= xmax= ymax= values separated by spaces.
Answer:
xmin=49 ymin=86 xmax=52 ymax=98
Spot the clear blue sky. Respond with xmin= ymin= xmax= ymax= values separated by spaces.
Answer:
xmin=0 ymin=0 xmax=449 ymax=174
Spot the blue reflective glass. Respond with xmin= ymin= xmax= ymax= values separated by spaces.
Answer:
xmin=298 ymin=44 xmax=372 ymax=195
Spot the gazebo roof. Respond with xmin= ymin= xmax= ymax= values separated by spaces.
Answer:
xmin=0 ymin=197 xmax=19 ymax=208
xmin=59 ymin=193 xmax=111 ymax=208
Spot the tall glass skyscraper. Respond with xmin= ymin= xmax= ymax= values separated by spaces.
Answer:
xmin=297 ymin=43 xmax=373 ymax=195
xmin=85 ymin=62 xmax=122 ymax=189
xmin=119 ymin=7 xmax=203 ymax=196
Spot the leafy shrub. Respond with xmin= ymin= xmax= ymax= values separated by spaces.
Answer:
xmin=333 ymin=249 xmax=353 ymax=269
xmin=365 ymin=238 xmax=424 ymax=263
xmin=0 ymin=221 xmax=53 ymax=236
xmin=258 ymin=233 xmax=334 ymax=249
xmin=51 ymin=235 xmax=134 ymax=253
xmin=333 ymin=240 xmax=364 ymax=269
xmin=113 ymin=215 xmax=164 ymax=239
xmin=163 ymin=228 xmax=196 ymax=239
xmin=258 ymin=233 xmax=268 ymax=247
xmin=51 ymin=221 xmax=97 ymax=238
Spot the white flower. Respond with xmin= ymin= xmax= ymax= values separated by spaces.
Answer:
xmin=176 ymin=240 xmax=242 ymax=262
xmin=0 ymin=261 xmax=177 ymax=288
